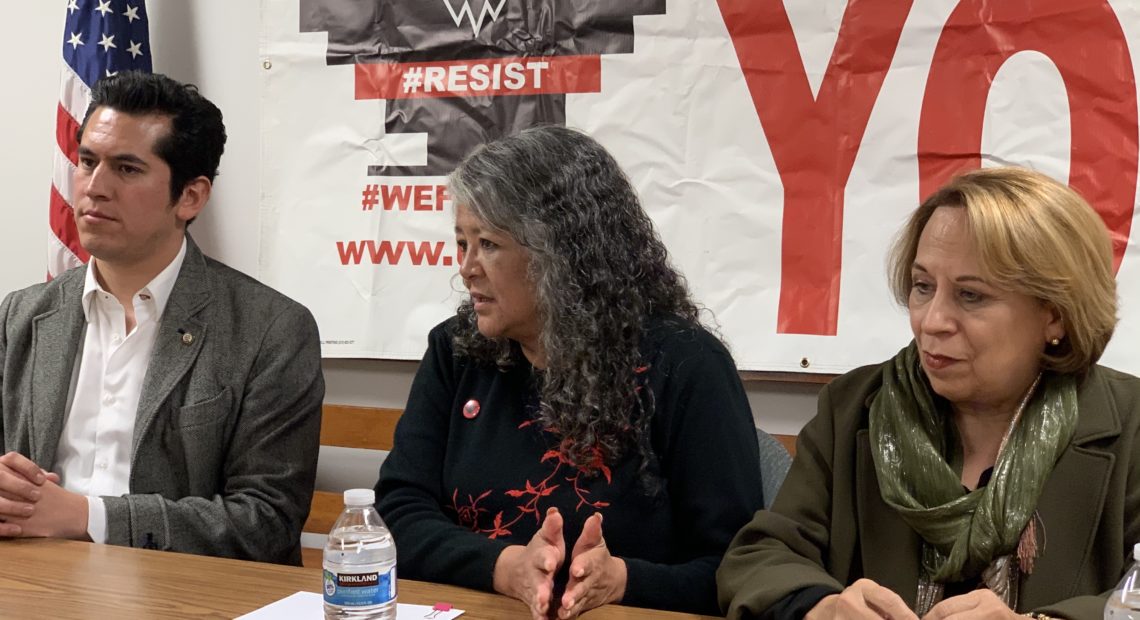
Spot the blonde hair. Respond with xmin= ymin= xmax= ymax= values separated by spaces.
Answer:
xmin=888 ymin=167 xmax=1117 ymax=374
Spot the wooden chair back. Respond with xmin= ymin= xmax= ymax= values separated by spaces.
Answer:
xmin=301 ymin=405 xmax=401 ymax=568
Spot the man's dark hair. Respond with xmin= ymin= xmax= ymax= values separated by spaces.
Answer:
xmin=77 ymin=71 xmax=227 ymax=204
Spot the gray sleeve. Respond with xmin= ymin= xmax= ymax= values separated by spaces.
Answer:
xmin=102 ymin=303 xmax=324 ymax=564
xmin=0 ymin=292 xmax=11 ymax=447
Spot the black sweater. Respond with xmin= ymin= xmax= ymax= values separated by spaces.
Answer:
xmin=376 ymin=317 xmax=763 ymax=614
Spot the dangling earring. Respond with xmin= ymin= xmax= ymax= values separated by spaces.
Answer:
xmin=1050 ymin=338 xmax=1060 ymax=346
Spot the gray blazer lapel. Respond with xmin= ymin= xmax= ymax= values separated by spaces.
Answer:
xmin=1020 ymin=372 xmax=1118 ymax=605
xmin=856 ymin=428 xmax=922 ymax=608
xmin=132 ymin=239 xmax=210 ymax=454
xmin=29 ymin=271 xmax=86 ymax=467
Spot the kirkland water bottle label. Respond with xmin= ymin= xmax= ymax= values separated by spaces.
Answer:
xmin=323 ymin=567 xmax=396 ymax=607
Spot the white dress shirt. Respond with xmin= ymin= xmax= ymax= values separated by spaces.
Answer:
xmin=55 ymin=239 xmax=186 ymax=543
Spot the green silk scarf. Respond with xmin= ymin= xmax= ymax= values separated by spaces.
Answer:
xmin=868 ymin=342 xmax=1078 ymax=583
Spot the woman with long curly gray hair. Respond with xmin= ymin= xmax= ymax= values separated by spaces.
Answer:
xmin=377 ymin=126 xmax=762 ymax=618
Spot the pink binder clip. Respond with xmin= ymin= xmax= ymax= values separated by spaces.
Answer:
xmin=425 ymin=602 xmax=453 ymax=618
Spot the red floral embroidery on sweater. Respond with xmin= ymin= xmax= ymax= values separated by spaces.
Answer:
xmin=448 ymin=364 xmax=648 ymax=539
xmin=448 ymin=441 xmax=612 ymax=539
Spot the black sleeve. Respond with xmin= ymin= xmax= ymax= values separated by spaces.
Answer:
xmin=622 ymin=329 xmax=764 ymax=614
xmin=375 ymin=323 xmax=509 ymax=591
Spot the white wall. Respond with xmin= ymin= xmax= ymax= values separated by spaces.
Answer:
xmin=3 ymin=1 xmax=820 ymax=491
xmin=4 ymin=6 xmax=58 ymax=292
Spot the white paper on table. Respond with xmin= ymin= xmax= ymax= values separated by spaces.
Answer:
xmin=235 ymin=591 xmax=464 ymax=619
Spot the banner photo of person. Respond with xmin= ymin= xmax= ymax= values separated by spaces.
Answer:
xmin=258 ymin=0 xmax=1140 ymax=373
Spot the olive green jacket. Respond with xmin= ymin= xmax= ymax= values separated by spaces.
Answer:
xmin=718 ymin=363 xmax=1140 ymax=620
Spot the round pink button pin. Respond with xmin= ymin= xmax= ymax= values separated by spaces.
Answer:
xmin=462 ymin=399 xmax=480 ymax=419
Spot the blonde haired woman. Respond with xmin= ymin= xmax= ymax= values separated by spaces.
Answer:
xmin=719 ymin=167 xmax=1138 ymax=620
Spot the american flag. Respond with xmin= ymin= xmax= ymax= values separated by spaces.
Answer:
xmin=50 ymin=0 xmax=151 ymax=278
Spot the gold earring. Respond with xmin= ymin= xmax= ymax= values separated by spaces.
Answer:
xmin=1050 ymin=338 xmax=1060 ymax=346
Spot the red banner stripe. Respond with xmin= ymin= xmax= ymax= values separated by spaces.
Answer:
xmin=355 ymin=55 xmax=602 ymax=100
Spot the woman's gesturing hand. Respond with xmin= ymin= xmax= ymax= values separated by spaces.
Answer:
xmin=492 ymin=507 xmax=566 ymax=619
xmin=557 ymin=513 xmax=626 ymax=619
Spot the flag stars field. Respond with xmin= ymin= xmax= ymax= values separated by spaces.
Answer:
xmin=52 ymin=0 xmax=152 ymax=277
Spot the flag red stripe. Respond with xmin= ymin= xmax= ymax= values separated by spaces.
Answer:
xmin=56 ymin=102 xmax=80 ymax=166
xmin=49 ymin=184 xmax=89 ymax=264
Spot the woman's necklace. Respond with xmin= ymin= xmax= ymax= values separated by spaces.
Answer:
xmin=994 ymin=372 xmax=1043 ymax=463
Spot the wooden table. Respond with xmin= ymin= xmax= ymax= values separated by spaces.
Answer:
xmin=0 ymin=539 xmax=721 ymax=619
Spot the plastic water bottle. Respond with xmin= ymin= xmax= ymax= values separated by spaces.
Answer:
xmin=323 ymin=489 xmax=397 ymax=620
xmin=1106 ymin=543 xmax=1140 ymax=619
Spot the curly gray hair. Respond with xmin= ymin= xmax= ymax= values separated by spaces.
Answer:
xmin=448 ymin=125 xmax=701 ymax=480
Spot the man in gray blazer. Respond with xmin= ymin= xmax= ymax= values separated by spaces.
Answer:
xmin=0 ymin=72 xmax=323 ymax=565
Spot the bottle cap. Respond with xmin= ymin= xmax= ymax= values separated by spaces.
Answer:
xmin=1134 ymin=542 xmax=1140 ymax=561
xmin=344 ymin=488 xmax=376 ymax=506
